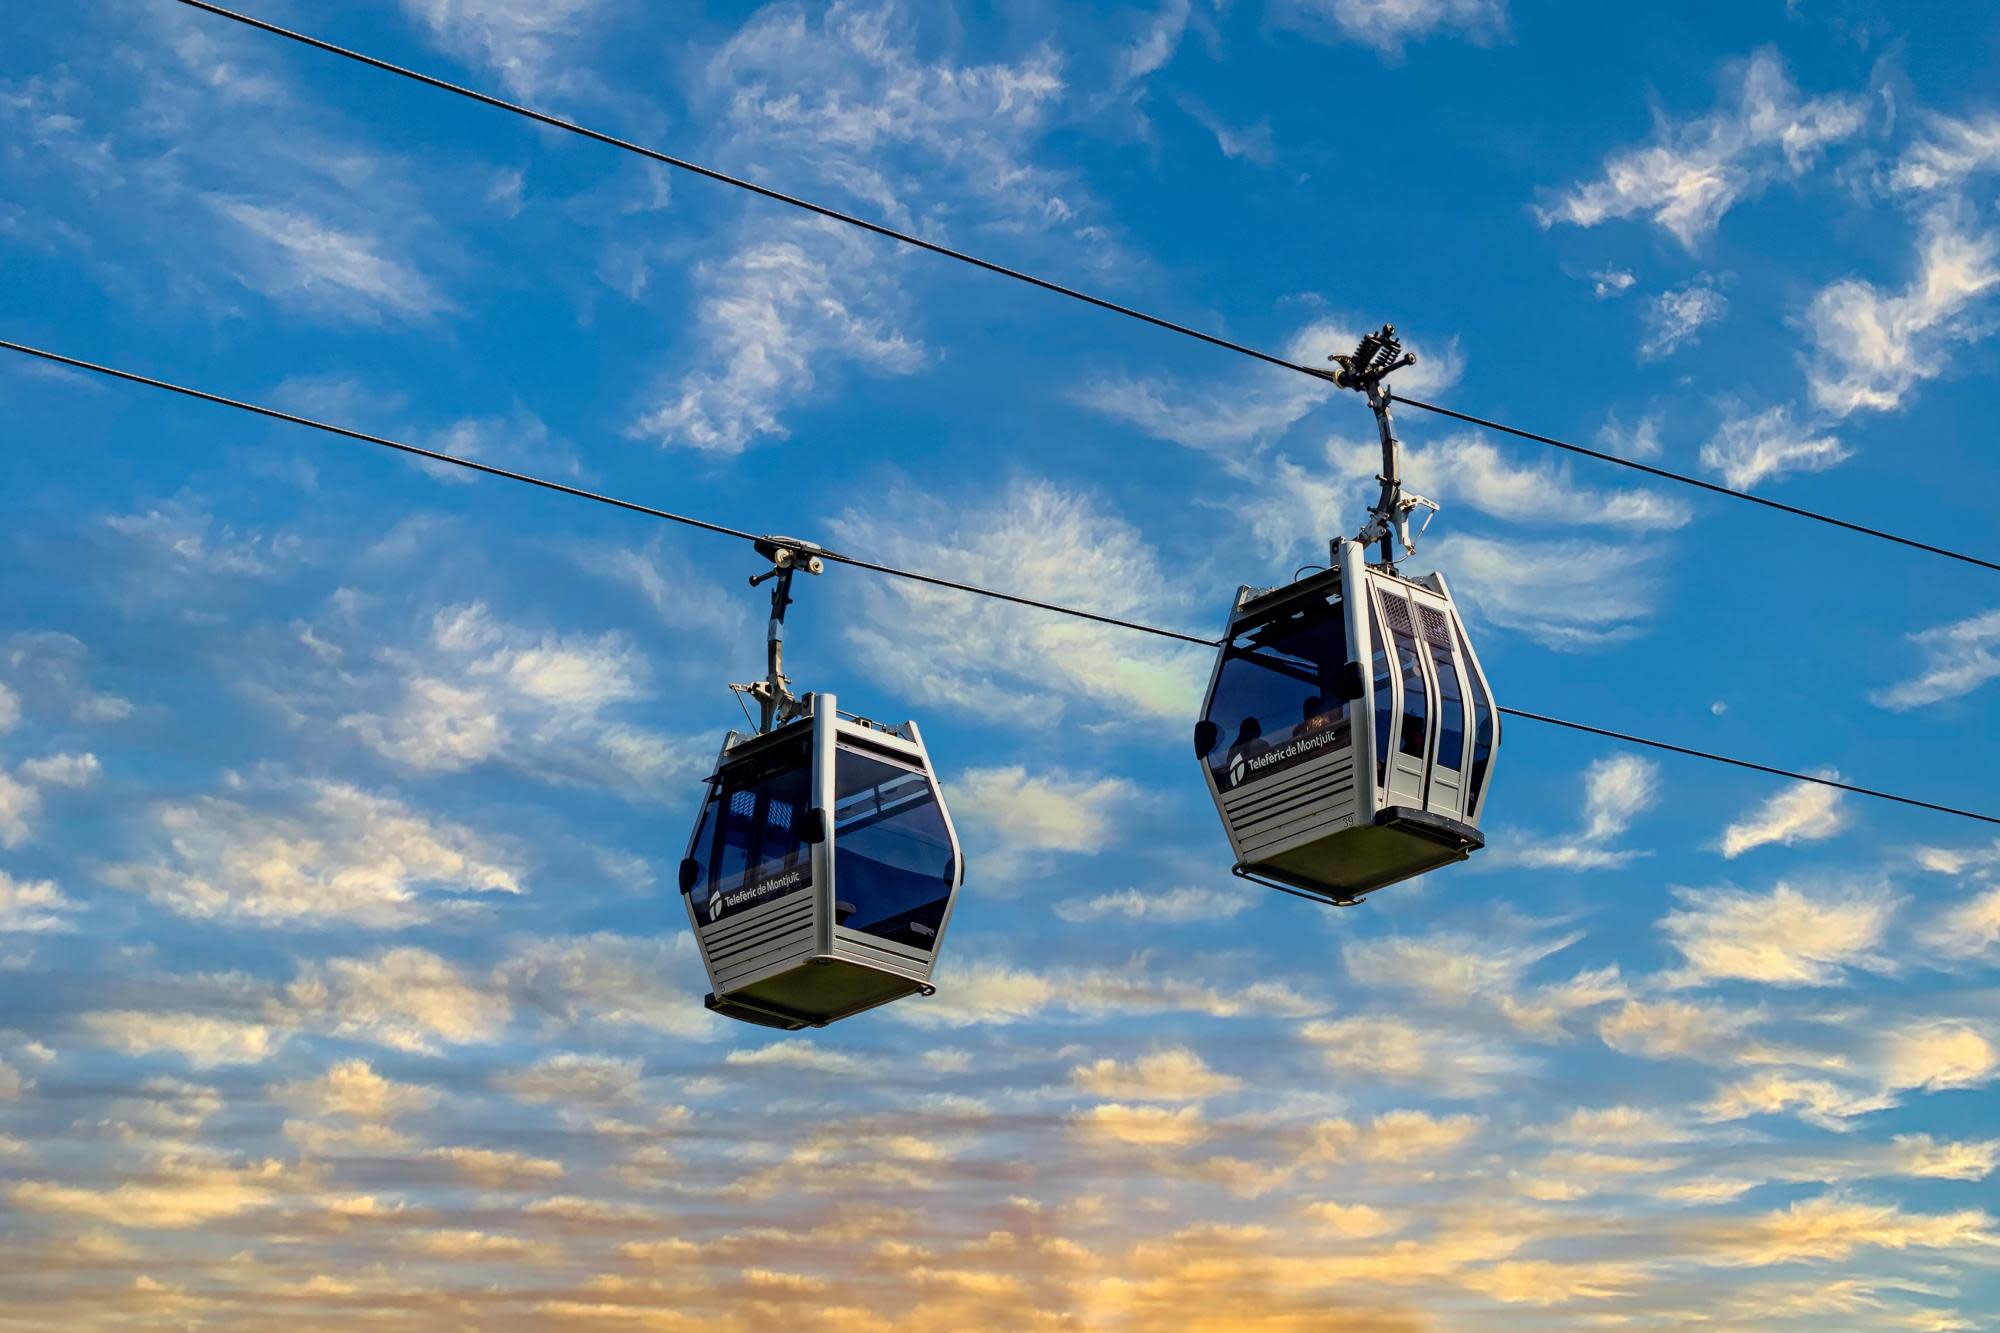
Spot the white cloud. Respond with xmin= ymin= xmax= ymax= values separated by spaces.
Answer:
xmin=1302 ymin=1014 xmax=1530 ymax=1096
xmin=1640 ymin=280 xmax=1727 ymax=359
xmin=501 ymin=1053 xmax=644 ymax=1105
xmin=701 ymin=2 xmax=1070 ymax=234
xmin=210 ymin=197 xmax=447 ymax=322
xmin=277 ymin=1059 xmax=438 ymax=1121
xmin=951 ymin=765 xmax=1139 ymax=880
xmin=1698 ymin=404 xmax=1849 ymax=489
xmin=0 ymin=683 xmax=17 ymax=734
xmin=338 ymin=602 xmax=701 ymax=801
xmin=1537 ymin=50 xmax=1865 ymax=247
xmin=106 ymin=778 xmax=520 ymax=929
xmin=1072 ymin=1102 xmax=1209 ymax=1148
xmin=1597 ymin=411 xmax=1662 ymax=459
xmin=81 ymin=1012 xmax=280 ymax=1069
xmin=1702 ymin=1071 xmax=1895 ymax=1128
xmin=425 ymin=1145 xmax=564 ymax=1188
xmin=1591 ymin=269 xmax=1636 ymax=299
xmin=0 ymin=871 xmax=80 ymax=934
xmin=1424 ymin=533 xmax=1664 ymax=649
xmin=1660 ymin=882 xmax=1898 ymax=987
xmin=0 ymin=750 xmax=98 ymax=849
xmin=1889 ymin=112 xmax=2000 ymax=193
xmin=1704 ymin=1023 xmax=1997 ymax=1130
xmin=8 ymin=1153 xmax=304 ymax=1229
xmin=1272 ymin=0 xmax=1508 ymax=56
xmin=1879 ymin=1021 xmax=1997 ymax=1096
xmin=399 ymin=0 xmax=607 ymax=99
xmin=1116 ymin=0 xmax=1216 ymax=89
xmin=1072 ymin=1047 xmax=1241 ymax=1101
xmin=1805 ymin=212 xmax=2000 ymax=417
xmin=1491 ymin=754 xmax=1658 ymax=870
xmin=830 ymin=478 xmax=1211 ymax=727
xmin=288 ymin=947 xmax=509 ymax=1054
xmin=1719 ymin=777 xmax=1847 ymax=858
xmin=1598 ymin=997 xmax=1753 ymax=1060
xmin=630 ymin=220 xmax=922 ymax=454
xmin=1055 ymin=885 xmax=1250 ymax=924
xmin=1872 ymin=608 xmax=2000 ymax=711
xmin=726 ymin=1044 xmax=864 ymax=1075
xmin=633 ymin=2 xmax=1078 ymax=453
xmin=1921 ymin=884 xmax=2000 ymax=961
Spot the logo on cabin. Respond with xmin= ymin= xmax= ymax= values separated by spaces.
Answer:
xmin=1228 ymin=753 xmax=1247 ymax=788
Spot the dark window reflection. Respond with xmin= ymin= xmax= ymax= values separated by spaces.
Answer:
xmin=1201 ymin=597 xmax=1354 ymax=788
xmin=833 ymin=747 xmax=955 ymax=949
xmin=687 ymin=737 xmax=814 ymax=924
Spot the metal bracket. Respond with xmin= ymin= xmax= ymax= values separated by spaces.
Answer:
xmin=1325 ymin=325 xmax=1433 ymax=571
xmin=731 ymin=536 xmax=825 ymax=733
xmin=1231 ymin=863 xmax=1363 ymax=908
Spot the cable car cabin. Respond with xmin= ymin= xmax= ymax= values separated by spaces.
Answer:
xmin=1194 ymin=540 xmax=1499 ymax=905
xmin=680 ymin=692 xmax=964 ymax=1030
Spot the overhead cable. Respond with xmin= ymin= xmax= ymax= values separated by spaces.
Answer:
xmin=6 ymin=335 xmax=1993 ymax=828
xmin=170 ymin=0 xmax=2000 ymax=577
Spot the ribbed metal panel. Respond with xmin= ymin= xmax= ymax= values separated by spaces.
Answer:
xmin=703 ymin=891 xmax=817 ymax=991
xmin=830 ymin=927 xmax=932 ymax=981
xmin=1223 ymin=749 xmax=1362 ymax=861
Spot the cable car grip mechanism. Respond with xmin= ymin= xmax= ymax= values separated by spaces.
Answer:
xmin=1324 ymin=325 xmax=1436 ymax=571
xmin=732 ymin=536 xmax=825 ymax=734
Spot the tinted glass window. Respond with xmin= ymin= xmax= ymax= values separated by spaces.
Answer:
xmin=1199 ymin=597 xmax=1353 ymax=791
xmin=1383 ymin=594 xmax=1429 ymax=761
xmin=1457 ymin=620 xmax=1495 ymax=810
xmin=686 ymin=737 xmax=814 ymax=926
xmin=1423 ymin=606 xmax=1465 ymax=771
xmin=833 ymin=747 xmax=955 ymax=950
xmin=1369 ymin=597 xmax=1393 ymax=785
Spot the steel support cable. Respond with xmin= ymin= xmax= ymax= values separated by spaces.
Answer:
xmin=169 ymin=0 xmax=2000 ymax=577
xmin=7 ymin=336 xmax=1996 ymax=828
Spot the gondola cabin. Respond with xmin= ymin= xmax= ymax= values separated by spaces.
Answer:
xmin=681 ymin=692 xmax=964 ymax=1030
xmin=1194 ymin=540 xmax=1498 ymax=905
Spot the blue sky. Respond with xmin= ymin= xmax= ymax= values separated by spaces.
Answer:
xmin=3 ymin=0 xmax=2000 ymax=1326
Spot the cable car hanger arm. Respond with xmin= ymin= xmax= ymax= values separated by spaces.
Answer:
xmin=5 ymin=335 xmax=1995 ymax=829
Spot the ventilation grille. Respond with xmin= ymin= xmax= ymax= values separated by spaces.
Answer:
xmin=1420 ymin=604 xmax=1453 ymax=648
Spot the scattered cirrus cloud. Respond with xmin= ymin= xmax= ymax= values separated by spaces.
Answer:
xmin=104 ymin=774 xmax=522 ymax=929
xmin=1888 ymin=111 xmax=2000 ymax=194
xmin=1488 ymin=754 xmax=1659 ymax=870
xmin=1272 ymin=0 xmax=1509 ymax=57
xmin=397 ymin=0 xmax=610 ymax=100
xmin=1660 ymin=880 xmax=1899 ymax=988
xmin=1871 ymin=607 xmax=2000 ymax=711
xmin=629 ymin=219 xmax=924 ymax=454
xmin=950 ymin=764 xmax=1141 ymax=881
xmin=630 ymin=1 xmax=1081 ymax=453
xmin=1718 ymin=776 xmax=1848 ymax=858
xmin=1698 ymin=403 xmax=1848 ymax=489
xmin=1422 ymin=533 xmax=1666 ymax=650
xmin=1536 ymin=50 xmax=1866 ymax=248
xmin=1640 ymin=278 xmax=1728 ymax=359
xmin=1805 ymin=210 xmax=2000 ymax=417
xmin=828 ymin=477 xmax=1211 ymax=728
